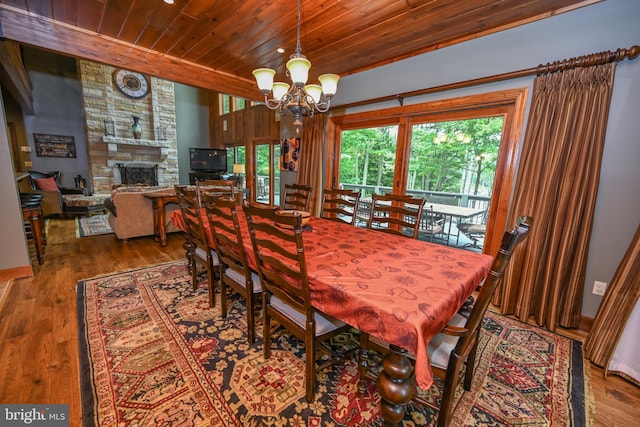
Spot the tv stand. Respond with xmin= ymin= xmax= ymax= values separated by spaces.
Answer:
xmin=189 ymin=171 xmax=222 ymax=184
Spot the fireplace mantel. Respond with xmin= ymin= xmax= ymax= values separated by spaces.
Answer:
xmin=102 ymin=136 xmax=171 ymax=159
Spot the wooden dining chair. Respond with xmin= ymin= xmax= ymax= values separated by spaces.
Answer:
xmin=367 ymin=193 xmax=425 ymax=239
xmin=175 ymin=185 xmax=220 ymax=307
xmin=195 ymin=179 xmax=240 ymax=203
xmin=201 ymin=193 xmax=262 ymax=344
xmin=199 ymin=179 xmax=236 ymax=187
xmin=320 ymin=188 xmax=361 ymax=225
xmin=243 ymin=201 xmax=354 ymax=402
xmin=282 ymin=183 xmax=312 ymax=211
xmin=358 ymin=215 xmax=532 ymax=427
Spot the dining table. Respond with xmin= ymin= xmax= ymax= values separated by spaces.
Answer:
xmin=427 ymin=202 xmax=487 ymax=245
xmin=169 ymin=208 xmax=494 ymax=425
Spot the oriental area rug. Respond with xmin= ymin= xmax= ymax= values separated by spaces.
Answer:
xmin=76 ymin=214 xmax=113 ymax=237
xmin=77 ymin=260 xmax=593 ymax=426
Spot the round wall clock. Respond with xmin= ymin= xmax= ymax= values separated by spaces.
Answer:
xmin=113 ymin=69 xmax=150 ymax=99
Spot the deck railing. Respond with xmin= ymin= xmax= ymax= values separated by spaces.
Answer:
xmin=340 ymin=183 xmax=491 ymax=220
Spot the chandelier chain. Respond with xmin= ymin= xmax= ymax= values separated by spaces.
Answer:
xmin=295 ymin=0 xmax=302 ymax=55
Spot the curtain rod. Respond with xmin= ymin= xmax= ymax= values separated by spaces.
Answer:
xmin=338 ymin=45 xmax=639 ymax=110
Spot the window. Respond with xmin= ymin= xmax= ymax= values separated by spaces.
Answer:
xmin=234 ymin=98 xmax=245 ymax=111
xmin=219 ymin=94 xmax=248 ymax=115
xmin=219 ymin=94 xmax=231 ymax=115
xmin=340 ymin=126 xmax=398 ymax=198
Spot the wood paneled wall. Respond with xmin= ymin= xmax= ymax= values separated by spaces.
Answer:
xmin=210 ymin=95 xmax=280 ymax=147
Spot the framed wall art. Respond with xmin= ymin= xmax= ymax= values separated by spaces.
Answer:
xmin=280 ymin=137 xmax=300 ymax=171
xmin=33 ymin=133 xmax=77 ymax=158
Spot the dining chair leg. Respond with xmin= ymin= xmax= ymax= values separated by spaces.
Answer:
xmin=438 ymin=354 xmax=464 ymax=427
xmin=305 ymin=328 xmax=316 ymax=402
xmin=357 ymin=334 xmax=371 ymax=397
xmin=206 ymin=258 xmax=215 ymax=308
xmin=221 ymin=273 xmax=228 ymax=318
xmin=463 ymin=333 xmax=480 ymax=391
xmin=263 ymin=295 xmax=272 ymax=360
xmin=246 ymin=293 xmax=256 ymax=344
xmin=183 ymin=240 xmax=198 ymax=291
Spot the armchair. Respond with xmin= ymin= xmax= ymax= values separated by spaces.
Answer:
xmin=17 ymin=171 xmax=85 ymax=217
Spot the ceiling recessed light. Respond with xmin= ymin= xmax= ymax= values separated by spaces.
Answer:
xmin=276 ymin=48 xmax=285 ymax=54
xmin=164 ymin=0 xmax=174 ymax=4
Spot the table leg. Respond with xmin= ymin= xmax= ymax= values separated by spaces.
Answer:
xmin=150 ymin=199 xmax=160 ymax=243
xmin=151 ymin=199 xmax=169 ymax=246
xmin=443 ymin=214 xmax=454 ymax=245
xmin=377 ymin=344 xmax=415 ymax=426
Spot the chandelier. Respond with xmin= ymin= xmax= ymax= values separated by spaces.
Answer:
xmin=252 ymin=0 xmax=340 ymax=134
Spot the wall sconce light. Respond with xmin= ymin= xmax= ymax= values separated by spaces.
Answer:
xmin=156 ymin=126 xmax=167 ymax=140
xmin=104 ymin=119 xmax=115 ymax=136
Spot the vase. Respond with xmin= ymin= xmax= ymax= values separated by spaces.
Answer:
xmin=132 ymin=116 xmax=142 ymax=139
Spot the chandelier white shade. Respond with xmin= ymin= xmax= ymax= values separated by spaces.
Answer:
xmin=252 ymin=0 xmax=339 ymax=133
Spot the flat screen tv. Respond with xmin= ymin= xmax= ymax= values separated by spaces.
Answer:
xmin=189 ymin=148 xmax=227 ymax=172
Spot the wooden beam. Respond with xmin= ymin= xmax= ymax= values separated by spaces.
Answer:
xmin=0 ymin=40 xmax=33 ymax=114
xmin=0 ymin=5 xmax=261 ymax=102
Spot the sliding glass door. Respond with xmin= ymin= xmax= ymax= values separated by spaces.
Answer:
xmin=328 ymin=89 xmax=526 ymax=254
xmin=255 ymin=141 xmax=280 ymax=205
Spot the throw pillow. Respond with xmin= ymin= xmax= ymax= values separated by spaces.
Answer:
xmin=34 ymin=177 xmax=59 ymax=191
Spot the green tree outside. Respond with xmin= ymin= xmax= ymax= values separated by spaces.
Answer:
xmin=340 ymin=117 xmax=503 ymax=197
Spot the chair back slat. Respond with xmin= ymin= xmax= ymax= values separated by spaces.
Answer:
xmin=367 ymin=193 xmax=425 ymax=239
xmin=321 ymin=188 xmax=361 ymax=225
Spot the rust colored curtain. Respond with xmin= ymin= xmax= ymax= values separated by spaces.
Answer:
xmin=296 ymin=114 xmax=326 ymax=216
xmin=584 ymin=223 xmax=640 ymax=378
xmin=494 ymin=62 xmax=616 ymax=331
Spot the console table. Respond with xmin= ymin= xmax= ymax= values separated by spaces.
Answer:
xmin=189 ymin=171 xmax=222 ymax=184
xmin=143 ymin=189 xmax=178 ymax=246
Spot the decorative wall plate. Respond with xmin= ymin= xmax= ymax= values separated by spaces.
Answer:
xmin=113 ymin=69 xmax=150 ymax=99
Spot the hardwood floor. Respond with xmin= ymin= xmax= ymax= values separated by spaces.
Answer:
xmin=0 ymin=218 xmax=638 ymax=426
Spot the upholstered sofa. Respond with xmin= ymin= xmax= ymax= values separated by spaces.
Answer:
xmin=105 ymin=186 xmax=181 ymax=241
xmin=17 ymin=171 xmax=86 ymax=217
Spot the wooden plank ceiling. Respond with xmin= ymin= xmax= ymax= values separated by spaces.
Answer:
xmin=0 ymin=0 xmax=598 ymax=104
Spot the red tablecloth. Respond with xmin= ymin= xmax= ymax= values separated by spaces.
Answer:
xmin=169 ymin=209 xmax=493 ymax=389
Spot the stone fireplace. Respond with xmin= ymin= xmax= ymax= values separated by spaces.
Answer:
xmin=79 ymin=61 xmax=179 ymax=193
